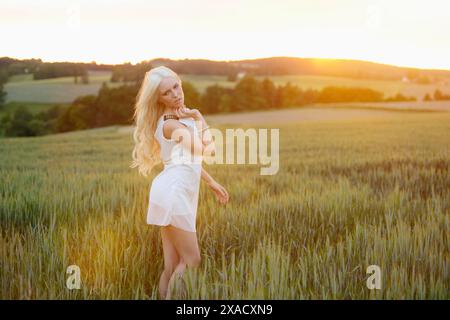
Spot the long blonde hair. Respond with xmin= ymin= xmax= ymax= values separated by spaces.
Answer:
xmin=130 ymin=66 xmax=181 ymax=177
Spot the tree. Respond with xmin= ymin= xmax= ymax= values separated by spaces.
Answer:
xmin=200 ymin=84 xmax=228 ymax=114
xmin=433 ymin=89 xmax=450 ymax=100
xmin=277 ymin=82 xmax=303 ymax=107
xmin=385 ymin=92 xmax=416 ymax=102
xmin=219 ymin=94 xmax=233 ymax=113
xmin=261 ymin=78 xmax=277 ymax=109
xmin=1 ymin=106 xmax=34 ymax=136
xmin=0 ymin=82 xmax=6 ymax=109
xmin=0 ymin=112 xmax=11 ymax=135
xmin=434 ymin=89 xmax=443 ymax=100
xmin=232 ymin=75 xmax=266 ymax=111
xmin=181 ymin=81 xmax=201 ymax=110
xmin=0 ymin=68 xmax=8 ymax=109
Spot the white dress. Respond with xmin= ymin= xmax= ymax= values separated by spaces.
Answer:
xmin=146 ymin=114 xmax=203 ymax=233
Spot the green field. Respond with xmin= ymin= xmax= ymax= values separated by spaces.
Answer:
xmin=5 ymin=71 xmax=450 ymax=105
xmin=3 ymin=71 xmax=127 ymax=104
xmin=1 ymin=108 xmax=449 ymax=299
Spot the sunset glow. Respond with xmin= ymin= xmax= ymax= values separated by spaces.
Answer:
xmin=2 ymin=0 xmax=450 ymax=70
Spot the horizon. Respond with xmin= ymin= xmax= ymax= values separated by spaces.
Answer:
xmin=2 ymin=0 xmax=450 ymax=71
xmin=4 ymin=55 xmax=450 ymax=73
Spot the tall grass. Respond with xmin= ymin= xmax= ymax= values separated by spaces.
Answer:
xmin=0 ymin=112 xmax=449 ymax=299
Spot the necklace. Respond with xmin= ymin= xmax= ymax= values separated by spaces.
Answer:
xmin=163 ymin=114 xmax=179 ymax=121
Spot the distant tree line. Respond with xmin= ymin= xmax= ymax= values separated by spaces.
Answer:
xmin=0 ymin=57 xmax=113 ymax=82
xmin=4 ymin=56 xmax=450 ymax=84
xmin=110 ymin=61 xmax=153 ymax=83
xmin=109 ymin=57 xmax=450 ymax=83
xmin=425 ymin=89 xmax=450 ymax=101
xmin=33 ymin=63 xmax=89 ymax=82
xmin=0 ymin=57 xmax=42 ymax=78
xmin=4 ymin=75 xmax=444 ymax=137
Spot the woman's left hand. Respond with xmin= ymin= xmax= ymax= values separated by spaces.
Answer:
xmin=208 ymin=181 xmax=229 ymax=205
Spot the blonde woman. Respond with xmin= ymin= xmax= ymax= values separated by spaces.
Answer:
xmin=130 ymin=66 xmax=229 ymax=299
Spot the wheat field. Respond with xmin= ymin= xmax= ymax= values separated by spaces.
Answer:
xmin=0 ymin=109 xmax=449 ymax=299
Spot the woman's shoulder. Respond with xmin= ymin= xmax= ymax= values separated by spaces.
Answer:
xmin=178 ymin=117 xmax=195 ymax=125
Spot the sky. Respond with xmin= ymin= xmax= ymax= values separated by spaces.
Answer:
xmin=1 ymin=0 xmax=450 ymax=70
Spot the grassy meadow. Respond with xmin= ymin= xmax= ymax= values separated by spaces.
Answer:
xmin=0 ymin=107 xmax=449 ymax=299
xmin=3 ymin=71 xmax=126 ymax=104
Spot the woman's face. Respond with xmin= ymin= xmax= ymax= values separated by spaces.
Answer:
xmin=157 ymin=76 xmax=184 ymax=109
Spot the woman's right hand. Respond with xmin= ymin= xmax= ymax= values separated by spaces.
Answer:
xmin=175 ymin=107 xmax=202 ymax=120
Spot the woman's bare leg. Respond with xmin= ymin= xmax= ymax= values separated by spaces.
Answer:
xmin=158 ymin=226 xmax=180 ymax=299
xmin=165 ymin=225 xmax=201 ymax=300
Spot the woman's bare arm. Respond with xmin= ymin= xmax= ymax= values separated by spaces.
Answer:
xmin=163 ymin=119 xmax=204 ymax=156
xmin=194 ymin=114 xmax=215 ymax=155
xmin=201 ymin=166 xmax=229 ymax=204
xmin=201 ymin=167 xmax=215 ymax=187
xmin=167 ymin=108 xmax=216 ymax=157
